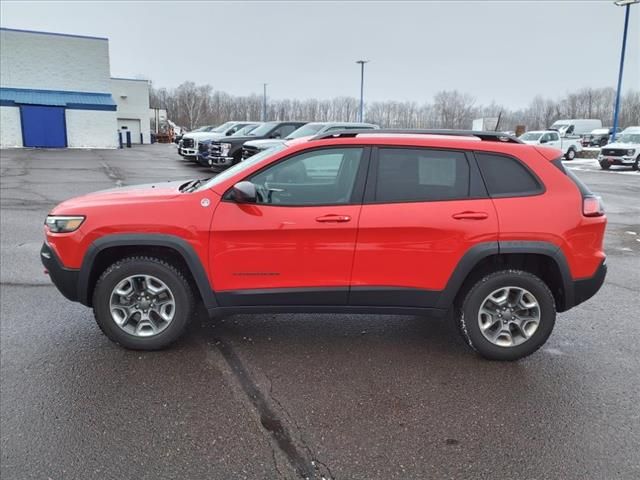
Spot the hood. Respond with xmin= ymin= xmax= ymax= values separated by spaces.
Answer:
xmin=183 ymin=132 xmax=226 ymax=141
xmin=51 ymin=180 xmax=188 ymax=213
xmin=244 ymin=138 xmax=286 ymax=149
xmin=604 ymin=141 xmax=640 ymax=149
xmin=212 ymin=135 xmax=262 ymax=145
xmin=521 ymin=140 xmax=540 ymax=145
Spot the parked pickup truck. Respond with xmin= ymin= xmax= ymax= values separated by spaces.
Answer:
xmin=241 ymin=122 xmax=379 ymax=160
xmin=179 ymin=121 xmax=260 ymax=158
xmin=598 ymin=127 xmax=640 ymax=170
xmin=519 ymin=130 xmax=582 ymax=160
xmin=205 ymin=121 xmax=307 ymax=171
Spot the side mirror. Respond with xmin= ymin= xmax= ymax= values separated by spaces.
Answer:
xmin=270 ymin=132 xmax=281 ymax=139
xmin=540 ymin=138 xmax=548 ymax=144
xmin=232 ymin=181 xmax=257 ymax=203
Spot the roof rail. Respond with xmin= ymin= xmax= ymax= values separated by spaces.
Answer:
xmin=310 ymin=129 xmax=523 ymax=144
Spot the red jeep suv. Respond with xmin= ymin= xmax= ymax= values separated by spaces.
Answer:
xmin=41 ymin=130 xmax=607 ymax=360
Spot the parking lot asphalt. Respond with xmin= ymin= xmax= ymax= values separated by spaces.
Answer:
xmin=1 ymin=145 xmax=639 ymax=480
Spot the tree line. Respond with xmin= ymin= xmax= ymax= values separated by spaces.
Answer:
xmin=150 ymin=82 xmax=640 ymax=132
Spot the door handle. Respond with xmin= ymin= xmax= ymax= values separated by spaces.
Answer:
xmin=452 ymin=211 xmax=489 ymax=220
xmin=316 ymin=214 xmax=351 ymax=223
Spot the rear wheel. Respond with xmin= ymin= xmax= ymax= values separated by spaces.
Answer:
xmin=456 ymin=270 xmax=556 ymax=361
xmin=93 ymin=256 xmax=194 ymax=350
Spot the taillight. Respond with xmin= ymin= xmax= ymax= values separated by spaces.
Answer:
xmin=583 ymin=196 xmax=604 ymax=217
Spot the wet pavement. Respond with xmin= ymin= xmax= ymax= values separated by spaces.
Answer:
xmin=1 ymin=145 xmax=639 ymax=479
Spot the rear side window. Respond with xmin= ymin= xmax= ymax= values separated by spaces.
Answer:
xmin=375 ymin=148 xmax=469 ymax=202
xmin=475 ymin=152 xmax=542 ymax=197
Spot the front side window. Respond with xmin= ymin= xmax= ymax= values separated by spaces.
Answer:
xmin=476 ymin=152 xmax=542 ymax=197
xmin=374 ymin=148 xmax=470 ymax=202
xmin=549 ymin=132 xmax=559 ymax=141
xmin=272 ymin=124 xmax=299 ymax=139
xmin=249 ymin=148 xmax=364 ymax=205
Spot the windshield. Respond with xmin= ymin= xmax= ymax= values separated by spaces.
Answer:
xmin=190 ymin=126 xmax=210 ymax=133
xmin=212 ymin=121 xmax=236 ymax=133
xmin=198 ymin=144 xmax=287 ymax=190
xmin=247 ymin=123 xmax=277 ymax=137
xmin=550 ymin=123 xmax=569 ymax=131
xmin=614 ymin=133 xmax=640 ymax=144
xmin=231 ymin=124 xmax=259 ymax=137
xmin=520 ymin=132 xmax=542 ymax=141
xmin=286 ymin=123 xmax=325 ymax=139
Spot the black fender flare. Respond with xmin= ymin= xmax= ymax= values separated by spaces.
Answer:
xmin=77 ymin=234 xmax=217 ymax=309
xmin=436 ymin=241 xmax=574 ymax=311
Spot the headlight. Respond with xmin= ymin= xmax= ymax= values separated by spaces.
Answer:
xmin=45 ymin=215 xmax=85 ymax=233
xmin=627 ymin=149 xmax=635 ymax=156
xmin=220 ymin=143 xmax=232 ymax=156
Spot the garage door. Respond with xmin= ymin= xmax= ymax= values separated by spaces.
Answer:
xmin=20 ymin=105 xmax=67 ymax=148
xmin=118 ymin=119 xmax=142 ymax=144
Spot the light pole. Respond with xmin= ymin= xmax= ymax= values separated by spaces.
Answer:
xmin=611 ymin=0 xmax=639 ymax=141
xmin=262 ymin=83 xmax=267 ymax=122
xmin=356 ymin=60 xmax=369 ymax=122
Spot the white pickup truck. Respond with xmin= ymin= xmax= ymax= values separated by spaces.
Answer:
xmin=519 ymin=130 xmax=582 ymax=160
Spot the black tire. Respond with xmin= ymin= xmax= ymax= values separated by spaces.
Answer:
xmin=93 ymin=256 xmax=194 ymax=350
xmin=599 ymin=161 xmax=611 ymax=170
xmin=456 ymin=270 xmax=556 ymax=361
xmin=564 ymin=148 xmax=576 ymax=161
xmin=632 ymin=157 xmax=639 ymax=171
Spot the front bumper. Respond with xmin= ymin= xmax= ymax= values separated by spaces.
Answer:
xmin=208 ymin=156 xmax=235 ymax=169
xmin=599 ymin=155 xmax=636 ymax=166
xmin=572 ymin=258 xmax=607 ymax=308
xmin=40 ymin=242 xmax=79 ymax=302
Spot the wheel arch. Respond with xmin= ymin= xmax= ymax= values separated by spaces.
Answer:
xmin=78 ymin=234 xmax=216 ymax=309
xmin=438 ymin=241 xmax=574 ymax=312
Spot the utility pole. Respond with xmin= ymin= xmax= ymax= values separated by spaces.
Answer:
xmin=611 ymin=0 xmax=638 ymax=141
xmin=262 ymin=83 xmax=268 ymax=122
xmin=356 ymin=60 xmax=369 ymax=122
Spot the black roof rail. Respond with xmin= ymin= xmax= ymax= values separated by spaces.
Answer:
xmin=310 ymin=129 xmax=524 ymax=144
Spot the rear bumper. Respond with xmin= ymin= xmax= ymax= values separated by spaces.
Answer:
xmin=572 ymin=258 xmax=607 ymax=308
xmin=40 ymin=242 xmax=79 ymax=302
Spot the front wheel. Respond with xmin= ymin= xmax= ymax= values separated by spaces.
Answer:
xmin=599 ymin=161 xmax=611 ymax=170
xmin=632 ymin=157 xmax=639 ymax=171
xmin=565 ymin=148 xmax=576 ymax=161
xmin=93 ymin=256 xmax=194 ymax=350
xmin=456 ymin=270 xmax=556 ymax=361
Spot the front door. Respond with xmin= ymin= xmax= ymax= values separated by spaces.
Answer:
xmin=210 ymin=146 xmax=368 ymax=306
xmin=350 ymin=146 xmax=498 ymax=307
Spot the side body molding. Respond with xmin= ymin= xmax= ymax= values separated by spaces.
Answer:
xmin=77 ymin=234 xmax=217 ymax=309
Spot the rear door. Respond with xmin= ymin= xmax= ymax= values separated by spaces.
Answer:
xmin=349 ymin=146 xmax=498 ymax=308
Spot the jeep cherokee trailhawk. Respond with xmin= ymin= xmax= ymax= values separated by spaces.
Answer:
xmin=41 ymin=130 xmax=607 ymax=360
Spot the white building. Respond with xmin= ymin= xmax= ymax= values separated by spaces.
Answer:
xmin=111 ymin=77 xmax=151 ymax=144
xmin=1 ymin=28 xmax=152 ymax=149
xmin=0 ymin=27 xmax=118 ymax=148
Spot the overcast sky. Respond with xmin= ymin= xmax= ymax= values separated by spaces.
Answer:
xmin=1 ymin=0 xmax=638 ymax=108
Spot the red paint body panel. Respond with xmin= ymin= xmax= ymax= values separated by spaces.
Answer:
xmin=209 ymin=201 xmax=361 ymax=291
xmin=351 ymin=199 xmax=498 ymax=290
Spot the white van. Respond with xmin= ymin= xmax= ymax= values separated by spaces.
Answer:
xmin=549 ymin=119 xmax=602 ymax=137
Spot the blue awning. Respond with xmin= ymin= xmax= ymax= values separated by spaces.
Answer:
xmin=0 ymin=87 xmax=117 ymax=111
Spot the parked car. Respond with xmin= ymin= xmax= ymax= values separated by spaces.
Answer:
xmin=179 ymin=121 xmax=259 ymax=158
xmin=242 ymin=122 xmax=379 ymax=160
xmin=549 ymin=119 xmax=602 ymax=137
xmin=205 ymin=121 xmax=307 ymax=171
xmin=519 ymin=130 xmax=582 ymax=160
xmin=194 ymin=123 xmax=264 ymax=166
xmin=598 ymin=126 xmax=640 ymax=170
xmin=41 ymin=129 xmax=607 ymax=361
xmin=582 ymin=127 xmax=621 ymax=147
